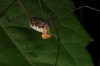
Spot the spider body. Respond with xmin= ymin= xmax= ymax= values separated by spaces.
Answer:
xmin=30 ymin=17 xmax=51 ymax=39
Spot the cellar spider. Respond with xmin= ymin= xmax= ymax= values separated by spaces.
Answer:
xmin=0 ymin=0 xmax=100 ymax=66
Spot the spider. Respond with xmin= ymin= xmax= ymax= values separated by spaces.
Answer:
xmin=0 ymin=0 xmax=100 ymax=66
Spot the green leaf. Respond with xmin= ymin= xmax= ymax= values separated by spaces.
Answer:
xmin=0 ymin=0 xmax=93 ymax=66
xmin=0 ymin=24 xmax=33 ymax=66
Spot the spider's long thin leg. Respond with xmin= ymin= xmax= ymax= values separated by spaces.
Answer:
xmin=49 ymin=0 xmax=58 ymax=19
xmin=0 ymin=0 xmax=16 ymax=18
xmin=50 ymin=24 xmax=61 ymax=66
xmin=26 ymin=0 xmax=37 ymax=17
xmin=39 ymin=0 xmax=44 ymax=18
xmin=56 ymin=6 xmax=100 ymax=21
xmin=53 ymin=24 xmax=61 ymax=66
xmin=53 ymin=0 xmax=66 ymax=18
xmin=46 ymin=0 xmax=66 ymax=25
xmin=47 ymin=18 xmax=61 ymax=66
xmin=17 ymin=0 xmax=31 ymax=19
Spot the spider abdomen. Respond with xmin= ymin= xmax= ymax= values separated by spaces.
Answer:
xmin=30 ymin=17 xmax=46 ymax=32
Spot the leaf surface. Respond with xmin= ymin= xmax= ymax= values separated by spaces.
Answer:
xmin=0 ymin=0 xmax=93 ymax=66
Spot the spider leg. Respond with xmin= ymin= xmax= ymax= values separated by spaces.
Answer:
xmin=39 ymin=0 xmax=44 ymax=19
xmin=0 ymin=0 xmax=16 ymax=18
xmin=17 ymin=0 xmax=32 ymax=19
xmin=26 ymin=0 xmax=37 ymax=17
xmin=53 ymin=24 xmax=61 ymax=66
xmin=46 ymin=17 xmax=61 ymax=66
xmin=56 ymin=6 xmax=100 ymax=21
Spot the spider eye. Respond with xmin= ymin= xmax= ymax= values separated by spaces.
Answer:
xmin=41 ymin=33 xmax=51 ymax=39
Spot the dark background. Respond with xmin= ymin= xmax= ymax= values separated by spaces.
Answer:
xmin=73 ymin=0 xmax=100 ymax=66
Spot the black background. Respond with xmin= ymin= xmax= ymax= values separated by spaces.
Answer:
xmin=73 ymin=0 xmax=100 ymax=66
